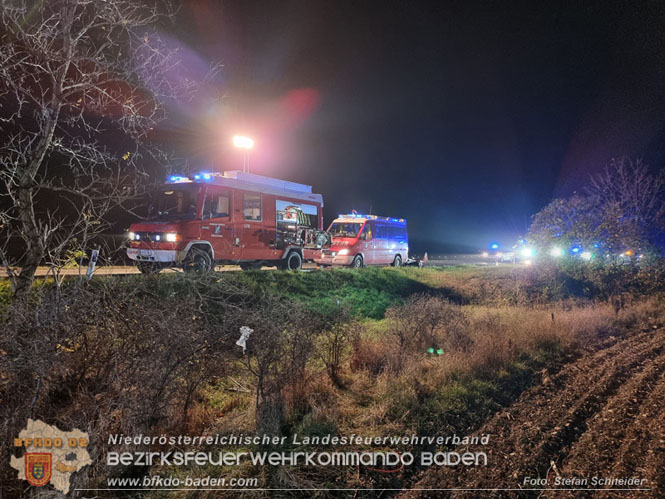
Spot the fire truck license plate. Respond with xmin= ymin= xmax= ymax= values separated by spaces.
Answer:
xmin=138 ymin=250 xmax=154 ymax=257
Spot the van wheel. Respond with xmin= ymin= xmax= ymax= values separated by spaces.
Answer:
xmin=392 ymin=255 xmax=402 ymax=267
xmin=137 ymin=262 xmax=162 ymax=275
xmin=183 ymin=247 xmax=212 ymax=273
xmin=351 ymin=255 xmax=364 ymax=268
xmin=281 ymin=251 xmax=302 ymax=271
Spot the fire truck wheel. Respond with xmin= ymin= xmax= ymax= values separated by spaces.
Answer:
xmin=282 ymin=251 xmax=302 ymax=271
xmin=351 ymin=255 xmax=364 ymax=268
xmin=392 ymin=254 xmax=402 ymax=267
xmin=183 ymin=247 xmax=213 ymax=273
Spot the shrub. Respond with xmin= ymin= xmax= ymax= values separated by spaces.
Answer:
xmin=385 ymin=295 xmax=470 ymax=371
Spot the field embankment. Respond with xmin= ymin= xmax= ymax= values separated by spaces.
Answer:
xmin=1 ymin=263 xmax=664 ymax=497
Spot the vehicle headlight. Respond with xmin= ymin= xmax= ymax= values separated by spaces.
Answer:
xmin=129 ymin=232 xmax=135 ymax=240
xmin=338 ymin=248 xmax=349 ymax=255
xmin=165 ymin=233 xmax=178 ymax=242
xmin=520 ymin=247 xmax=534 ymax=258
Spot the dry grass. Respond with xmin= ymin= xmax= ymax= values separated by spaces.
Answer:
xmin=298 ymin=294 xmax=665 ymax=446
xmin=4 ymin=266 xmax=664 ymax=495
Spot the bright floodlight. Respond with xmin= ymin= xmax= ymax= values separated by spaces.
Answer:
xmin=233 ymin=135 xmax=254 ymax=150
xmin=581 ymin=251 xmax=592 ymax=261
xmin=549 ymin=246 xmax=563 ymax=258
xmin=520 ymin=247 xmax=533 ymax=258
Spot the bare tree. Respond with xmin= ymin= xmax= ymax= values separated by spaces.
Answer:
xmin=241 ymin=294 xmax=322 ymax=434
xmin=0 ymin=0 xmax=209 ymax=295
xmin=317 ymin=321 xmax=351 ymax=386
xmin=587 ymin=157 xmax=665 ymax=253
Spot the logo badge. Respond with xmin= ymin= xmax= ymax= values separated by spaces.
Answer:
xmin=25 ymin=453 xmax=51 ymax=487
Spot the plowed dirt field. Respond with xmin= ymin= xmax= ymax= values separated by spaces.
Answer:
xmin=403 ymin=327 xmax=665 ymax=498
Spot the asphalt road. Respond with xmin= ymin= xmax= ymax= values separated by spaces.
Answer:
xmin=9 ymin=254 xmax=494 ymax=278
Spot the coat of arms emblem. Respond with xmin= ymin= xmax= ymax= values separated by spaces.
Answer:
xmin=25 ymin=453 xmax=52 ymax=487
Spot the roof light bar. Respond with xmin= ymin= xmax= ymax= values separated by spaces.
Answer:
xmin=338 ymin=213 xmax=406 ymax=223
xmin=167 ymin=175 xmax=191 ymax=183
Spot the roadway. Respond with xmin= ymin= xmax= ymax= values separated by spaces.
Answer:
xmin=10 ymin=254 xmax=494 ymax=277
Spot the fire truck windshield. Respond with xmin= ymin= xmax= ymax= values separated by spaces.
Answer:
xmin=328 ymin=222 xmax=363 ymax=238
xmin=153 ymin=187 xmax=198 ymax=220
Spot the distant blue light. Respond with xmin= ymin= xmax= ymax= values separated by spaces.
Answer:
xmin=571 ymin=247 xmax=580 ymax=253
xmin=168 ymin=175 xmax=189 ymax=183
xmin=194 ymin=174 xmax=201 ymax=180
xmin=593 ymin=243 xmax=599 ymax=248
xmin=490 ymin=243 xmax=499 ymax=250
xmin=203 ymin=173 xmax=212 ymax=180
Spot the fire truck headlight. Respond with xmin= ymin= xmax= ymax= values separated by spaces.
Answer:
xmin=165 ymin=233 xmax=179 ymax=242
xmin=129 ymin=232 xmax=135 ymax=240
xmin=338 ymin=248 xmax=349 ymax=255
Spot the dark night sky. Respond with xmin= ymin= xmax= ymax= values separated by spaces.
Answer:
xmin=162 ymin=0 xmax=665 ymax=252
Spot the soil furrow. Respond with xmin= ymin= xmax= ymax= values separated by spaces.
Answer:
xmin=402 ymin=328 xmax=665 ymax=498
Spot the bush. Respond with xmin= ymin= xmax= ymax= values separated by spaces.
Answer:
xmin=385 ymin=295 xmax=471 ymax=371
xmin=0 ymin=276 xmax=247 ymax=493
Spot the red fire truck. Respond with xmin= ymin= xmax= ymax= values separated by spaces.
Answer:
xmin=126 ymin=171 xmax=329 ymax=273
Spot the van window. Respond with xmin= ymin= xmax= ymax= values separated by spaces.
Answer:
xmin=203 ymin=192 xmax=230 ymax=219
xmin=375 ymin=225 xmax=388 ymax=239
xmin=243 ymin=194 xmax=262 ymax=221
xmin=374 ymin=224 xmax=407 ymax=240
xmin=394 ymin=226 xmax=407 ymax=241
xmin=328 ymin=222 xmax=362 ymax=238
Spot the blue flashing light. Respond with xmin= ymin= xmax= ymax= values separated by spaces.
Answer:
xmin=339 ymin=213 xmax=406 ymax=224
xmin=593 ymin=243 xmax=599 ymax=248
xmin=571 ymin=246 xmax=580 ymax=254
xmin=194 ymin=172 xmax=213 ymax=181
xmin=168 ymin=175 xmax=190 ymax=183
xmin=490 ymin=243 xmax=499 ymax=250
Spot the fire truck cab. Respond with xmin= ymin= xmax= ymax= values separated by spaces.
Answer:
xmin=127 ymin=171 xmax=328 ymax=273
xmin=316 ymin=213 xmax=408 ymax=268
